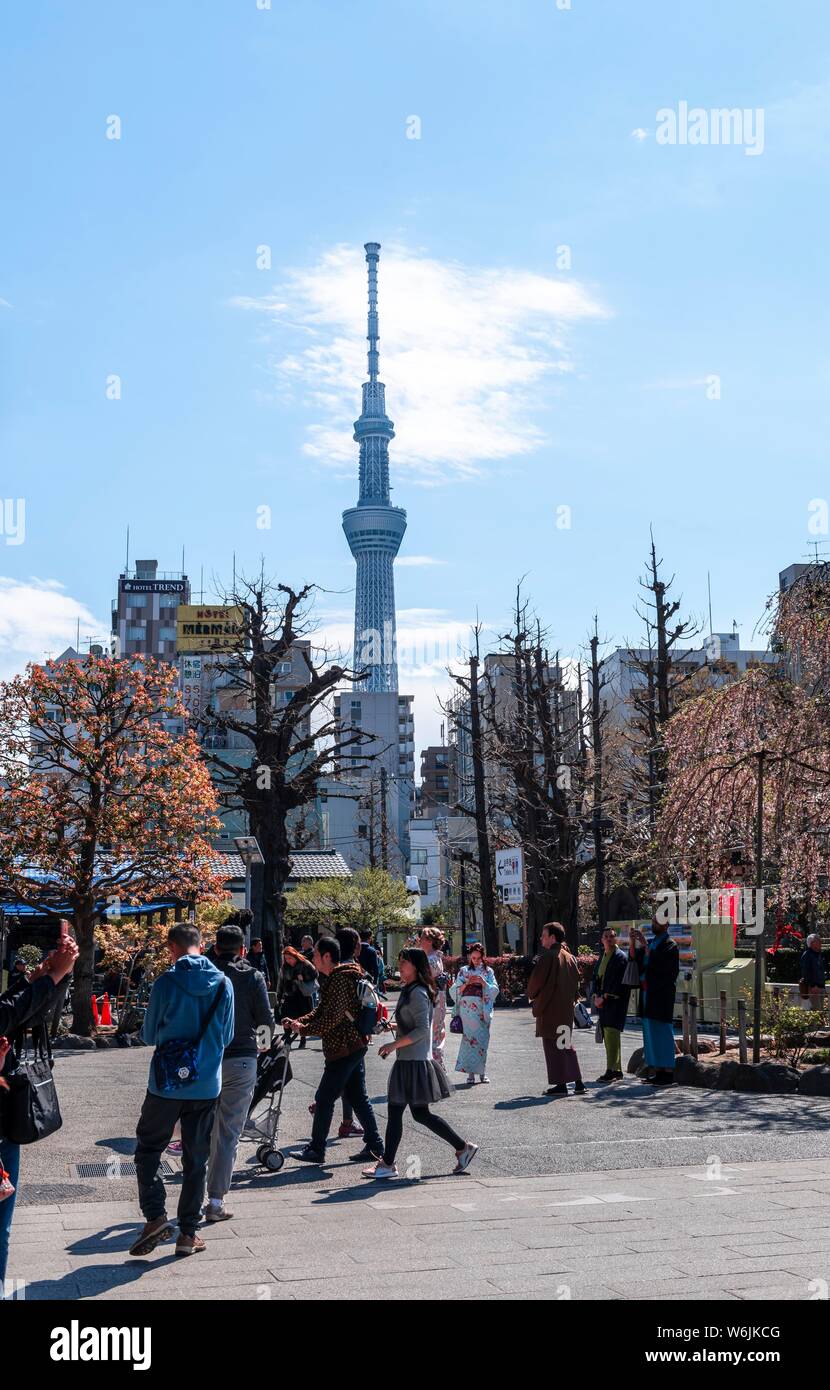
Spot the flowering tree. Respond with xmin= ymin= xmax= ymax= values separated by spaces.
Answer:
xmin=658 ymin=563 xmax=830 ymax=906
xmin=0 ymin=653 xmax=224 ymax=1034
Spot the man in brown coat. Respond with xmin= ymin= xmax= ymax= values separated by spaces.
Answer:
xmin=527 ymin=922 xmax=586 ymax=1096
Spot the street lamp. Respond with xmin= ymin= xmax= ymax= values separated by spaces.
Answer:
xmin=234 ymin=836 xmax=264 ymax=944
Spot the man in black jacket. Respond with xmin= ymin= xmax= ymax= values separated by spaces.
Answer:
xmin=633 ymin=918 xmax=680 ymax=1086
xmin=204 ymin=925 xmax=275 ymax=1222
xmin=247 ymin=938 xmax=271 ymax=989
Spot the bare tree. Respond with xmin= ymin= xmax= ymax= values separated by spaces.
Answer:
xmin=199 ymin=576 xmax=372 ymax=980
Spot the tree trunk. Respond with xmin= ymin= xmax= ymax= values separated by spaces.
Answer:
xmin=71 ymin=905 xmax=97 ymax=1036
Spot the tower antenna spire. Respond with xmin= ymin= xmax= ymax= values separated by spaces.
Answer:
xmin=365 ymin=241 xmax=381 ymax=383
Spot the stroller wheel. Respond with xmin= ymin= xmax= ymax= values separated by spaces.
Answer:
xmin=262 ymin=1149 xmax=285 ymax=1172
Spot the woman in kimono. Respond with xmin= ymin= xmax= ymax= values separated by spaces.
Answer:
xmin=449 ymin=943 xmax=499 ymax=1084
xmin=418 ymin=926 xmax=449 ymax=1082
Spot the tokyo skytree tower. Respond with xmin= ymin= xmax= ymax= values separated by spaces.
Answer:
xmin=341 ymin=243 xmax=407 ymax=692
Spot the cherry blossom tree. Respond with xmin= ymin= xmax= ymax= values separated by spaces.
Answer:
xmin=0 ymin=653 xmax=223 ymax=1035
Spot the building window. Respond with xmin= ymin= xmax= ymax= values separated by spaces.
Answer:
xmin=159 ymin=627 xmax=177 ymax=640
xmin=127 ymin=625 xmax=145 ymax=639
xmin=411 ymin=848 xmax=428 ymax=865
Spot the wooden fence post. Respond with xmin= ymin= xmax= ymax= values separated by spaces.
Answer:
xmin=737 ymin=998 xmax=748 ymax=1064
xmin=689 ymin=995 xmax=699 ymax=1060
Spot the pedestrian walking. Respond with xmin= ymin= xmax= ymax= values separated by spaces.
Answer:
xmin=0 ymin=927 xmax=77 ymax=1296
xmin=278 ymin=945 xmax=318 ymax=1050
xmin=799 ymin=934 xmax=827 ymax=1013
xmin=363 ymin=949 xmax=478 ymax=1181
xmin=247 ymin=938 xmax=271 ymax=990
xmin=418 ymin=927 xmax=450 ymax=1082
xmin=631 ymin=919 xmax=679 ymax=1086
xmin=449 ymin=943 xmax=499 ymax=1084
xmin=204 ymin=925 xmax=275 ymax=1223
xmin=131 ymin=924 xmax=234 ymax=1258
xmin=527 ymin=922 xmax=586 ymax=1096
xmin=591 ymin=926 xmax=631 ymax=1082
xmin=283 ymin=936 xmax=384 ymax=1165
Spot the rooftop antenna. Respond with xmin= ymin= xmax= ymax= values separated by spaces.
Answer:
xmin=200 ymin=565 xmax=204 ymax=603
xmin=707 ymin=571 xmax=713 ymax=637
xmin=182 ymin=545 xmax=185 ymax=576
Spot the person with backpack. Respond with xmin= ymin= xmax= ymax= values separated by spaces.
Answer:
xmin=204 ymin=925 xmax=275 ymax=1223
xmin=131 ymin=924 xmax=234 ymax=1258
xmin=0 ymin=927 xmax=78 ymax=1295
xmin=362 ymin=948 xmax=478 ymax=1181
xmin=283 ymin=935 xmax=384 ymax=1165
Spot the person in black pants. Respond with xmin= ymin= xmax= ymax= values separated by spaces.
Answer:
xmin=362 ymin=949 xmax=479 ymax=1181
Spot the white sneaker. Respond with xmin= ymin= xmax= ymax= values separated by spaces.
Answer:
xmin=362 ymin=1162 xmax=399 ymax=1180
xmin=479 ymin=1075 xmax=490 ymax=1084
xmin=204 ymin=1201 xmax=233 ymax=1223
xmin=453 ymin=1142 xmax=479 ymax=1174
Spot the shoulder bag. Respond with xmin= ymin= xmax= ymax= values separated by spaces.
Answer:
xmin=2 ymin=1025 xmax=62 ymax=1145
xmin=152 ymin=983 xmax=225 ymax=1094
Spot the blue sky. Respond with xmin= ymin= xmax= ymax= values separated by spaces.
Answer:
xmin=2 ymin=0 xmax=829 ymax=748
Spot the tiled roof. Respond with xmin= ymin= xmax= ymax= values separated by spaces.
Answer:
xmin=209 ymin=849 xmax=352 ymax=881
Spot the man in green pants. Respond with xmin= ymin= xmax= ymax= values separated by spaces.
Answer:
xmin=591 ymin=927 xmax=632 ymax=1082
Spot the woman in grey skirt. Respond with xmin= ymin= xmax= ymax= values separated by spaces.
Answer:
xmin=363 ymin=948 xmax=479 ymax=1181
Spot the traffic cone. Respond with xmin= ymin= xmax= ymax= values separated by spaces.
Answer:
xmin=91 ymin=995 xmax=99 ymax=1025
xmin=100 ymin=994 xmax=112 ymax=1026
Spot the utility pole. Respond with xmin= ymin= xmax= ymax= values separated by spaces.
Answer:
xmin=590 ymin=626 xmax=608 ymax=936
xmin=364 ymin=778 xmax=372 ymax=861
xmin=469 ymin=651 xmax=497 ymax=955
xmin=753 ymin=745 xmax=765 ymax=1064
xmin=380 ymin=765 xmax=389 ymax=872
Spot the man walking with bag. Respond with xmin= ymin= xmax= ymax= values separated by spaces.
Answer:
xmin=131 ymin=924 xmax=234 ymax=1258
xmin=283 ymin=935 xmax=384 ymax=1165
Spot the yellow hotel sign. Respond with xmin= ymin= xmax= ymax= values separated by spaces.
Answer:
xmin=176 ymin=605 xmax=244 ymax=653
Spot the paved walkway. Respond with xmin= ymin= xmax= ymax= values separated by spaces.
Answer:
xmin=8 ymin=1009 xmax=830 ymax=1299
xmin=10 ymin=1158 xmax=830 ymax=1300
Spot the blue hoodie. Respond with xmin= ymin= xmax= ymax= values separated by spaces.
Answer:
xmin=142 ymin=953 xmax=235 ymax=1100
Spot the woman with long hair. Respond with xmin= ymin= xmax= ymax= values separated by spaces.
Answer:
xmin=417 ymin=925 xmax=449 ymax=1082
xmin=449 ymin=942 xmax=499 ymax=1084
xmin=363 ymin=948 xmax=478 ymax=1181
xmin=278 ymin=945 xmax=318 ymax=1051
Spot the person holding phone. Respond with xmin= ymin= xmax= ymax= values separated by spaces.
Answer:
xmin=449 ymin=943 xmax=499 ymax=1084
xmin=0 ymin=924 xmax=78 ymax=1295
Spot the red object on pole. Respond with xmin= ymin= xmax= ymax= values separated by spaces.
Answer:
xmin=100 ymin=994 xmax=112 ymax=1026
xmin=91 ymin=995 xmax=100 ymax=1025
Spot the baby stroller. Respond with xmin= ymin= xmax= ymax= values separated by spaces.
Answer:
xmin=243 ymin=1030 xmax=294 ymax=1172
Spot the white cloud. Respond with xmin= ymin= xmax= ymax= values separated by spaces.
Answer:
xmin=630 ymin=128 xmax=649 ymax=141
xmin=396 ymin=555 xmax=446 ymax=568
xmin=232 ymin=244 xmax=608 ymax=484
xmin=0 ymin=578 xmax=106 ymax=679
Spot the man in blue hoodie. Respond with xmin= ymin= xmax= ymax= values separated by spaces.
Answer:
xmin=130 ymin=924 xmax=234 ymax=1257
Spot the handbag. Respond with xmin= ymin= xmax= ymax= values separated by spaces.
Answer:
xmin=622 ymin=957 xmax=641 ymax=988
xmin=449 ymin=1014 xmax=463 ymax=1035
xmin=152 ymin=984 xmax=225 ymax=1094
xmin=2 ymin=1026 xmax=62 ymax=1145
xmin=595 ymin=1018 xmax=604 ymax=1043
xmin=573 ymin=1001 xmax=593 ymax=1030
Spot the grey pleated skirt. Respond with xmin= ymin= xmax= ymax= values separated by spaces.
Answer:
xmin=387 ymin=1058 xmax=452 ymax=1107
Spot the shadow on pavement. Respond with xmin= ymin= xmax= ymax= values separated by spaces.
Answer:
xmin=25 ymin=1224 xmax=181 ymax=1300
